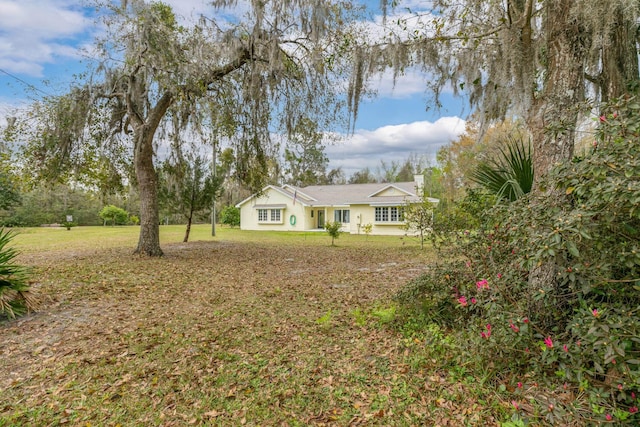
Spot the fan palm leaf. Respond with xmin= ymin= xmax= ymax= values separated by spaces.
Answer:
xmin=0 ymin=228 xmax=34 ymax=318
xmin=470 ymin=137 xmax=534 ymax=202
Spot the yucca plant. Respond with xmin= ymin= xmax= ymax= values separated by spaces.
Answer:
xmin=0 ymin=228 xmax=35 ymax=318
xmin=470 ymin=136 xmax=534 ymax=202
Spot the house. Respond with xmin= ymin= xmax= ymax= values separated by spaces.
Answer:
xmin=235 ymin=175 xmax=438 ymax=235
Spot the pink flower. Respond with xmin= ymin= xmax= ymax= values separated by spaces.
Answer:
xmin=476 ymin=279 xmax=489 ymax=290
xmin=600 ymin=115 xmax=607 ymax=122
xmin=523 ymin=318 xmax=529 ymax=324
xmin=497 ymin=273 xmax=502 ymax=279
xmin=512 ymin=400 xmax=520 ymax=410
xmin=481 ymin=324 xmax=491 ymax=339
xmin=576 ymin=340 xmax=581 ymax=346
xmin=618 ymin=384 xmax=624 ymax=391
xmin=630 ymin=406 xmax=638 ymax=414
xmin=606 ymin=414 xmax=612 ymax=421
xmin=525 ymin=348 xmax=530 ymax=353
xmin=632 ymin=392 xmax=636 ymax=399
xmin=612 ymin=359 xmax=617 ymax=365
xmin=563 ymin=344 xmax=568 ymax=352
xmin=471 ymin=297 xmax=477 ymax=304
xmin=509 ymin=322 xmax=520 ymax=333
xmin=517 ymin=382 xmax=523 ymax=389
xmin=458 ymin=296 xmax=468 ymax=306
xmin=544 ymin=336 xmax=553 ymax=348
xmin=592 ymin=308 xmax=599 ymax=317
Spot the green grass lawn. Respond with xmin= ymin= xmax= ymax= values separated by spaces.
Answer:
xmin=1 ymin=225 xmax=505 ymax=426
xmin=10 ymin=224 xmax=428 ymax=253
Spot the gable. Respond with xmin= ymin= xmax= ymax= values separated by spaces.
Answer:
xmin=236 ymin=185 xmax=309 ymax=208
xmin=368 ymin=185 xmax=414 ymax=198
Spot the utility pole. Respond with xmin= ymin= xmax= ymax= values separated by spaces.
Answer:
xmin=211 ymin=134 xmax=217 ymax=236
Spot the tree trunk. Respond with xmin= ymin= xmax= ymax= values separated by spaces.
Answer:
xmin=600 ymin=7 xmax=639 ymax=102
xmin=129 ymin=90 xmax=173 ymax=257
xmin=528 ymin=0 xmax=586 ymax=191
xmin=134 ymin=126 xmax=163 ymax=256
xmin=525 ymin=0 xmax=588 ymax=320
xmin=183 ymin=217 xmax=192 ymax=243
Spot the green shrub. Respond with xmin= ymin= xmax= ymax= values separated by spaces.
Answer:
xmin=324 ymin=221 xmax=342 ymax=246
xmin=61 ymin=221 xmax=76 ymax=230
xmin=397 ymin=97 xmax=640 ymax=425
xmin=220 ymin=205 xmax=240 ymax=227
xmin=99 ymin=205 xmax=129 ymax=226
xmin=361 ymin=222 xmax=372 ymax=239
xmin=0 ymin=228 xmax=35 ymax=319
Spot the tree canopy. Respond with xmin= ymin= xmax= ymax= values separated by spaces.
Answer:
xmin=365 ymin=0 xmax=640 ymax=186
xmin=283 ymin=118 xmax=329 ymax=187
xmin=17 ymin=0 xmax=362 ymax=255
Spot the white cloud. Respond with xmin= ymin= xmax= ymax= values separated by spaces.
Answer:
xmin=0 ymin=0 xmax=89 ymax=76
xmin=368 ymin=68 xmax=429 ymax=99
xmin=162 ymin=0 xmax=213 ymax=20
xmin=326 ymin=116 xmax=465 ymax=175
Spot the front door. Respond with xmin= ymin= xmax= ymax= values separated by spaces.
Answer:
xmin=317 ymin=210 xmax=324 ymax=229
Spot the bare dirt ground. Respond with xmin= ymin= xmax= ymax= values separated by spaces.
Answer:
xmin=1 ymin=238 xmax=498 ymax=426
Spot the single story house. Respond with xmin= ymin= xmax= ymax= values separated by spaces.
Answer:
xmin=235 ymin=175 xmax=438 ymax=235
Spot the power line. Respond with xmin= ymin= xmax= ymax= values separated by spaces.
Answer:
xmin=0 ymin=68 xmax=52 ymax=98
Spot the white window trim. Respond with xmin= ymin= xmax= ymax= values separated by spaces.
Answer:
xmin=374 ymin=206 xmax=405 ymax=224
xmin=257 ymin=208 xmax=284 ymax=224
xmin=334 ymin=209 xmax=350 ymax=223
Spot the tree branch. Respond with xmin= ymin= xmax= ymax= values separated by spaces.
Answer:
xmin=203 ymin=47 xmax=253 ymax=91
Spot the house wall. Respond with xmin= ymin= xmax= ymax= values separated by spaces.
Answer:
xmin=345 ymin=204 xmax=409 ymax=236
xmin=239 ymin=189 xmax=308 ymax=231
xmin=239 ymin=189 xmax=417 ymax=236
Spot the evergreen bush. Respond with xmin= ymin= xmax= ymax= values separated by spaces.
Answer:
xmin=220 ymin=205 xmax=240 ymax=228
xmin=397 ymin=97 xmax=640 ymax=425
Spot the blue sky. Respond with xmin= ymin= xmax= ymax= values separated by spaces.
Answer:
xmin=0 ymin=0 xmax=467 ymax=177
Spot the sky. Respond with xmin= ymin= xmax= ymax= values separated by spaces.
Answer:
xmin=0 ymin=0 xmax=468 ymax=178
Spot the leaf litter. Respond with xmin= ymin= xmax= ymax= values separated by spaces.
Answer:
xmin=1 ymin=238 xmax=499 ymax=426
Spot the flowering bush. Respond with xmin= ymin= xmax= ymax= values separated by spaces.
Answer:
xmin=397 ymin=97 xmax=640 ymax=424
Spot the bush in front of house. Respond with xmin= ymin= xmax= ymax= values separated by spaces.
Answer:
xmin=220 ymin=205 xmax=240 ymax=228
xmin=325 ymin=221 xmax=342 ymax=246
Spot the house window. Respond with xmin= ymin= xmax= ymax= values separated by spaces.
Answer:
xmin=390 ymin=207 xmax=404 ymax=222
xmin=257 ymin=209 xmax=283 ymax=223
xmin=334 ymin=209 xmax=350 ymax=223
xmin=375 ymin=206 xmax=404 ymax=223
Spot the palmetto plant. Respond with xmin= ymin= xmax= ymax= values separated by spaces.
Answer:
xmin=470 ymin=137 xmax=534 ymax=202
xmin=0 ymin=228 xmax=35 ymax=318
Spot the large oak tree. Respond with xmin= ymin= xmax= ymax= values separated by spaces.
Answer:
xmin=20 ymin=0 xmax=358 ymax=255
xmin=369 ymin=0 xmax=639 ymax=186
